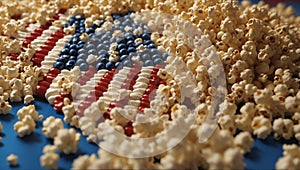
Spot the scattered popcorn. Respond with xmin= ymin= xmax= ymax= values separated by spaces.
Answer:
xmin=42 ymin=116 xmax=64 ymax=139
xmin=40 ymin=145 xmax=60 ymax=170
xmin=14 ymin=115 xmax=36 ymax=137
xmin=6 ymin=154 xmax=18 ymax=166
xmin=17 ymin=105 xmax=39 ymax=121
xmin=54 ymin=128 xmax=80 ymax=154
xmin=276 ymin=144 xmax=300 ymax=169
xmin=24 ymin=95 xmax=34 ymax=105
xmin=234 ymin=131 xmax=254 ymax=154
xmin=251 ymin=115 xmax=272 ymax=139
xmin=71 ymin=154 xmax=97 ymax=170
xmin=0 ymin=96 xmax=12 ymax=114
xmin=0 ymin=0 xmax=300 ymax=169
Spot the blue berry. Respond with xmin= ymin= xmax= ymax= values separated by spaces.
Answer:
xmin=143 ymin=40 xmax=153 ymax=45
xmin=152 ymin=54 xmax=161 ymax=60
xmin=98 ymin=50 xmax=107 ymax=56
xmin=126 ymin=35 xmax=134 ymax=41
xmin=150 ymin=49 xmax=160 ymax=55
xmin=117 ymin=43 xmax=127 ymax=51
xmin=142 ymin=33 xmax=150 ymax=40
xmin=96 ymin=62 xmax=105 ymax=70
xmin=115 ymin=62 xmax=122 ymax=68
xmin=147 ymin=44 xmax=156 ymax=48
xmin=70 ymin=44 xmax=77 ymax=49
xmin=116 ymin=38 xmax=125 ymax=44
xmin=86 ymin=44 xmax=95 ymax=50
xmin=86 ymin=28 xmax=94 ymax=34
xmin=100 ymin=56 xmax=108 ymax=63
xmin=105 ymin=62 xmax=114 ymax=70
xmin=65 ymin=60 xmax=76 ymax=69
xmin=97 ymin=44 xmax=107 ymax=51
xmin=57 ymin=56 xmax=68 ymax=63
xmin=69 ymin=55 xmax=77 ymax=61
xmin=127 ymin=47 xmax=136 ymax=53
xmin=112 ymin=14 xmax=121 ymax=19
xmin=119 ymin=48 xmax=127 ymax=56
xmin=144 ymin=60 xmax=154 ymax=66
xmin=126 ymin=40 xmax=135 ymax=47
xmin=72 ymin=37 xmax=79 ymax=44
xmin=135 ymin=42 xmax=143 ymax=48
xmin=141 ymin=54 xmax=151 ymax=61
xmin=88 ymin=49 xmax=97 ymax=55
xmin=80 ymin=63 xmax=89 ymax=71
xmin=123 ymin=60 xmax=132 ymax=67
xmin=120 ymin=55 xmax=129 ymax=61
xmin=54 ymin=61 xmax=64 ymax=70
xmin=61 ymin=48 xmax=69 ymax=55
xmin=69 ymin=49 xmax=77 ymax=56
xmin=154 ymin=58 xmax=164 ymax=65
xmin=77 ymin=54 xmax=85 ymax=59
xmin=76 ymin=58 xmax=85 ymax=66
xmin=162 ymin=53 xmax=168 ymax=60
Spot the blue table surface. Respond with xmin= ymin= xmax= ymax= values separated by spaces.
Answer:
xmin=1 ymin=1 xmax=300 ymax=170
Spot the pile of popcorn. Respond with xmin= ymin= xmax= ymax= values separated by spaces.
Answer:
xmin=0 ymin=0 xmax=300 ymax=169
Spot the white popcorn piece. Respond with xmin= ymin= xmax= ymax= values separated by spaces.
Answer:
xmin=54 ymin=128 xmax=80 ymax=154
xmin=276 ymin=144 xmax=300 ymax=169
xmin=24 ymin=95 xmax=34 ymax=105
xmin=42 ymin=116 xmax=64 ymax=139
xmin=71 ymin=154 xmax=97 ymax=170
xmin=40 ymin=145 xmax=60 ymax=170
xmin=251 ymin=115 xmax=272 ymax=139
xmin=234 ymin=131 xmax=254 ymax=153
xmin=0 ymin=96 xmax=12 ymax=114
xmin=273 ymin=118 xmax=294 ymax=140
xmin=14 ymin=115 xmax=36 ymax=137
xmin=6 ymin=154 xmax=18 ymax=166
xmin=17 ymin=105 xmax=39 ymax=121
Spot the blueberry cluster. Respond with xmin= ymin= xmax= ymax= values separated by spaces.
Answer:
xmin=76 ymin=13 xmax=168 ymax=72
xmin=54 ymin=14 xmax=103 ymax=71
xmin=114 ymin=33 xmax=168 ymax=68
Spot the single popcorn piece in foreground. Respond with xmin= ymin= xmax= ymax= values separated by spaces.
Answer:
xmin=7 ymin=154 xmax=18 ymax=166
xmin=40 ymin=145 xmax=60 ymax=170
xmin=14 ymin=115 xmax=36 ymax=137
xmin=17 ymin=105 xmax=39 ymax=121
xmin=54 ymin=128 xmax=80 ymax=154
xmin=42 ymin=116 xmax=64 ymax=138
xmin=276 ymin=144 xmax=300 ymax=169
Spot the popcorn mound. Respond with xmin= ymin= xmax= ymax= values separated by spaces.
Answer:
xmin=0 ymin=0 xmax=300 ymax=169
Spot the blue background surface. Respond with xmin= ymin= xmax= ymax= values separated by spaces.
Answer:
xmin=1 ymin=1 xmax=300 ymax=170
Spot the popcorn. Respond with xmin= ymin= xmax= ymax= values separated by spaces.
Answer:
xmin=1 ymin=0 xmax=300 ymax=169
xmin=234 ymin=131 xmax=254 ymax=154
xmin=42 ymin=116 xmax=64 ymax=139
xmin=0 ymin=96 xmax=12 ymax=114
xmin=273 ymin=118 xmax=294 ymax=140
xmin=24 ymin=95 xmax=34 ymax=105
xmin=17 ymin=105 xmax=39 ymax=121
xmin=14 ymin=115 xmax=36 ymax=137
xmin=6 ymin=154 xmax=18 ymax=166
xmin=54 ymin=128 xmax=80 ymax=154
xmin=72 ymin=154 xmax=97 ymax=170
xmin=276 ymin=144 xmax=300 ymax=169
xmin=40 ymin=145 xmax=60 ymax=170
xmin=251 ymin=115 xmax=272 ymax=139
